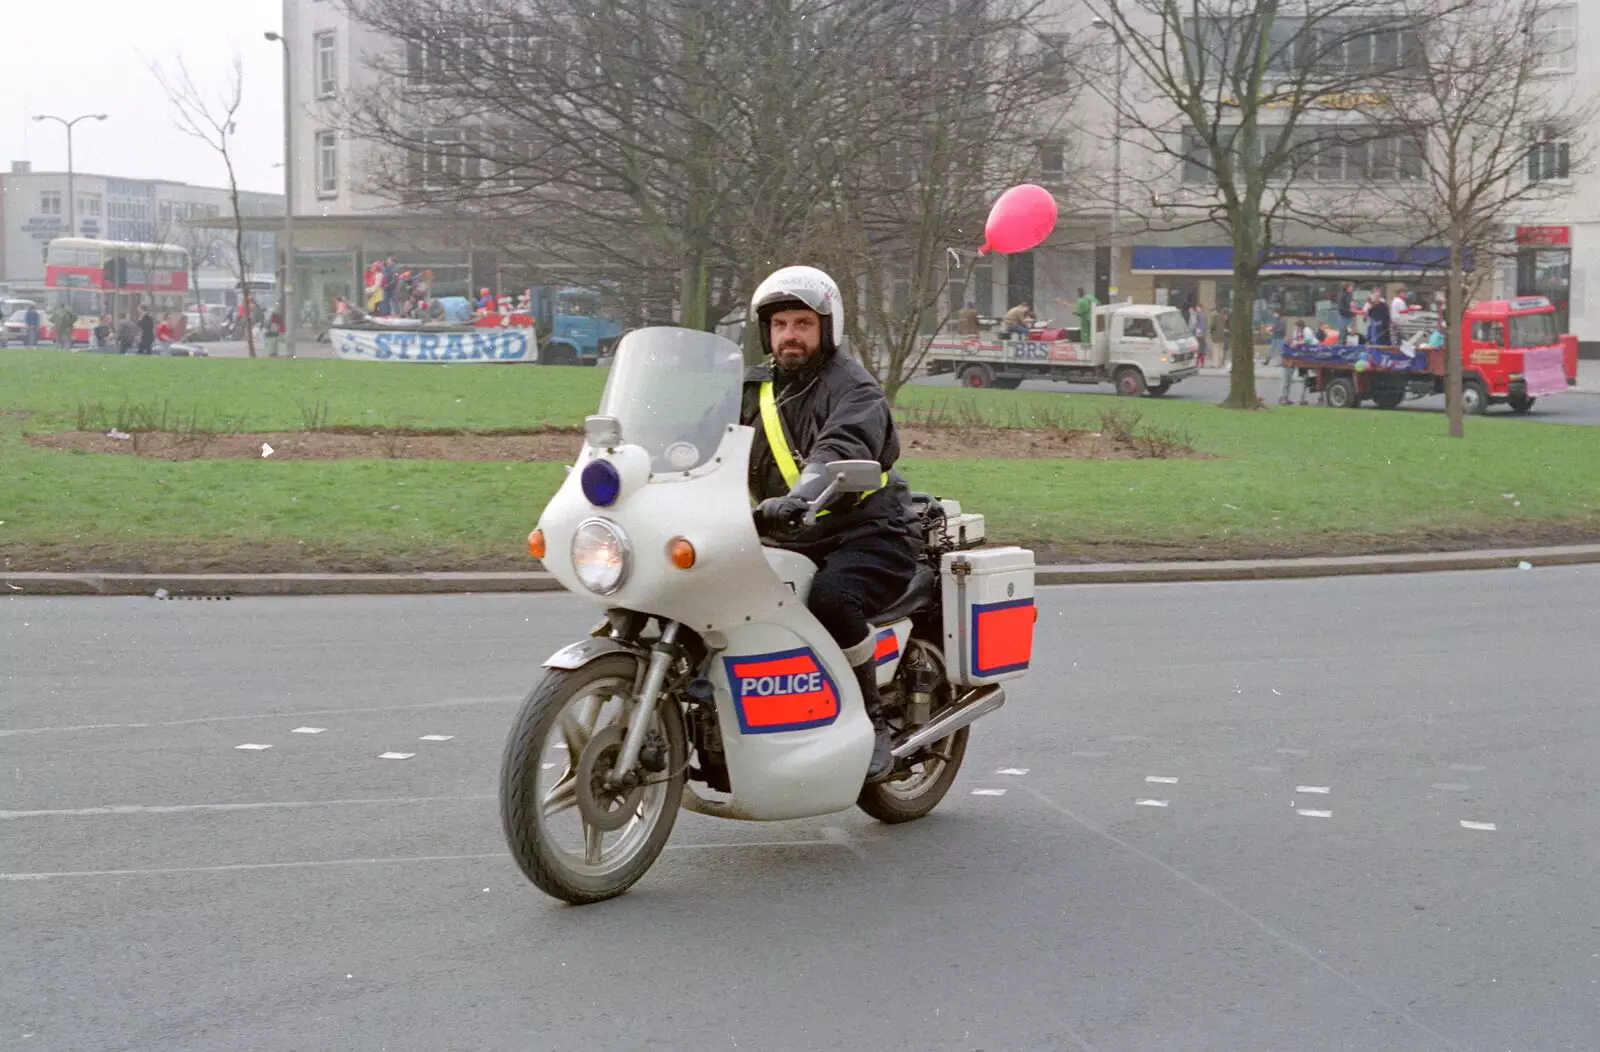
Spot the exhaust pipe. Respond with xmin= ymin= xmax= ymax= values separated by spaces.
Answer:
xmin=891 ymin=684 xmax=1005 ymax=758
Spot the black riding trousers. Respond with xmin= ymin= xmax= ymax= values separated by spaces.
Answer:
xmin=804 ymin=533 xmax=920 ymax=656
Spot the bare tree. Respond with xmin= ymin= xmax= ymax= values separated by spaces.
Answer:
xmin=339 ymin=0 xmax=1076 ymax=377
xmin=805 ymin=2 xmax=1078 ymax=402
xmin=1371 ymin=0 xmax=1593 ymax=437
xmin=1085 ymin=0 xmax=1438 ymax=407
xmin=150 ymin=56 xmax=257 ymax=356
xmin=341 ymin=0 xmax=874 ymax=333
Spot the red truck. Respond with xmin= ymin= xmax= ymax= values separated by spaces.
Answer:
xmin=1283 ymin=296 xmax=1578 ymax=414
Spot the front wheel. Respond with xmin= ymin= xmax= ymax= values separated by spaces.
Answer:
xmin=1462 ymin=380 xmax=1489 ymax=415
xmin=1113 ymin=366 xmax=1146 ymax=397
xmin=500 ymin=654 xmax=686 ymax=904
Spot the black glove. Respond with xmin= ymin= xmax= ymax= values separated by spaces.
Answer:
xmin=754 ymin=495 xmax=809 ymax=534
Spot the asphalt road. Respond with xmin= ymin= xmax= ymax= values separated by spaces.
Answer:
xmin=6 ymin=571 xmax=1600 ymax=1051
xmin=913 ymin=370 xmax=1600 ymax=425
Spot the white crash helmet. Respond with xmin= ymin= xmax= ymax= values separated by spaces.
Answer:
xmin=751 ymin=265 xmax=844 ymax=358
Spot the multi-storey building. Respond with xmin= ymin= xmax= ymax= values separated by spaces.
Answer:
xmin=1039 ymin=0 xmax=1595 ymax=355
xmin=0 ymin=162 xmax=282 ymax=308
xmin=278 ymin=0 xmax=1596 ymax=354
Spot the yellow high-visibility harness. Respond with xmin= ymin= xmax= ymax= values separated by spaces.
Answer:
xmin=756 ymin=380 xmax=886 ymax=515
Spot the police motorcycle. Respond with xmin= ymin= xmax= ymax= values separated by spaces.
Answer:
xmin=505 ymin=325 xmax=1036 ymax=904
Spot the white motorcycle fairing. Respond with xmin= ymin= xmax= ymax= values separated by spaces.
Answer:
xmin=538 ymin=424 xmax=875 ymax=820
xmin=762 ymin=547 xmax=909 ymax=687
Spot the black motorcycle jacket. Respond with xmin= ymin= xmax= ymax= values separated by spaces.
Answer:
xmin=742 ymin=350 xmax=922 ymax=557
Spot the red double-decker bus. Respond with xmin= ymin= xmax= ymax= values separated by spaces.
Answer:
xmin=45 ymin=237 xmax=190 ymax=323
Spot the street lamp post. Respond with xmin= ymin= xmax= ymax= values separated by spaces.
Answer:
xmin=1090 ymin=19 xmax=1123 ymax=303
xmin=265 ymin=29 xmax=296 ymax=358
xmin=32 ymin=113 xmax=108 ymax=241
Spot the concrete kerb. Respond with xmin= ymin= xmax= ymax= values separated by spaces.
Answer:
xmin=7 ymin=544 xmax=1600 ymax=596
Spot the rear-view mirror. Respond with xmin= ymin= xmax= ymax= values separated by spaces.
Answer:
xmin=826 ymin=459 xmax=883 ymax=493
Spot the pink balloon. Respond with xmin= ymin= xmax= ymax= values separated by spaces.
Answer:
xmin=979 ymin=184 xmax=1059 ymax=255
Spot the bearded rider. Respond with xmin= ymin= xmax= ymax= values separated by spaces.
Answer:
xmin=743 ymin=266 xmax=922 ymax=781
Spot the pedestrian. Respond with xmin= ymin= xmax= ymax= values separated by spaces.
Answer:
xmin=265 ymin=307 xmax=283 ymax=357
xmin=93 ymin=314 xmax=111 ymax=349
xmin=137 ymin=307 xmax=156 ymax=355
xmin=116 ymin=314 xmax=137 ymax=354
xmin=22 ymin=305 xmax=40 ymax=347
xmin=51 ymin=303 xmax=77 ymax=349
xmin=1336 ymin=282 xmax=1355 ymax=340
xmin=1366 ymin=291 xmax=1391 ymax=347
xmin=155 ymin=314 xmax=176 ymax=354
xmin=1073 ymin=286 xmax=1099 ymax=342
xmin=1208 ymin=303 xmax=1228 ymax=369
xmin=955 ymin=301 xmax=981 ymax=336
xmin=1191 ymin=303 xmax=1209 ymax=367
xmin=1263 ymin=311 xmax=1286 ymax=365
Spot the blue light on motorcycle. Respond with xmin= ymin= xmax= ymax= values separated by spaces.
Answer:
xmin=580 ymin=459 xmax=622 ymax=507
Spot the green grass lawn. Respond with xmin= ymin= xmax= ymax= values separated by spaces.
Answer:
xmin=3 ymin=350 xmax=1599 ymax=571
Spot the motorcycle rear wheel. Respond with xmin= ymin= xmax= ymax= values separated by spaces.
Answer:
xmin=500 ymin=654 xmax=686 ymax=904
xmin=856 ymin=726 xmax=969 ymax=823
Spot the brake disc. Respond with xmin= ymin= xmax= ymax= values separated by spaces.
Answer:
xmin=575 ymin=725 xmax=645 ymax=833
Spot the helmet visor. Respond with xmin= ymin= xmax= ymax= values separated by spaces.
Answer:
xmin=754 ymin=285 xmax=830 ymax=317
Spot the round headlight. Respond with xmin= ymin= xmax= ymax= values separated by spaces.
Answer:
xmin=571 ymin=518 xmax=630 ymax=594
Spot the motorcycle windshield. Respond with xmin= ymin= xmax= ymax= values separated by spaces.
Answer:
xmin=595 ymin=326 xmax=746 ymax=472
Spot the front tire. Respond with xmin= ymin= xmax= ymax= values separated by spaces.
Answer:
xmin=1113 ymin=366 xmax=1146 ymax=397
xmin=500 ymin=654 xmax=686 ymax=904
xmin=1462 ymin=379 xmax=1489 ymax=415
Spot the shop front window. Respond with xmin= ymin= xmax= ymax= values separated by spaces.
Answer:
xmin=1517 ymin=246 xmax=1570 ymax=332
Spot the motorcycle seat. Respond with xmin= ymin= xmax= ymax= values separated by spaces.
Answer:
xmin=870 ymin=565 xmax=937 ymax=625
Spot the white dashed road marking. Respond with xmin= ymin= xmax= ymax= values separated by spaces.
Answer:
xmin=378 ymin=752 xmax=415 ymax=760
xmin=1145 ymin=776 xmax=1179 ymax=784
xmin=234 ymin=743 xmax=272 ymax=751
xmin=995 ymin=768 xmax=1029 ymax=776
xmin=1295 ymin=786 xmax=1330 ymax=794
xmin=1296 ymin=809 xmax=1332 ymax=818
xmin=1460 ymin=821 xmax=1497 ymax=832
xmin=1135 ymin=799 xmax=1169 ymax=808
xmin=291 ymin=727 xmax=326 ymax=734
xmin=418 ymin=735 xmax=454 ymax=742
xmin=970 ymin=788 xmax=1007 ymax=797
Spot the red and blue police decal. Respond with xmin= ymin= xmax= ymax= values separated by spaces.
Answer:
xmin=723 ymin=648 xmax=840 ymax=734
xmin=874 ymin=627 xmax=901 ymax=666
xmin=971 ymin=598 xmax=1035 ymax=678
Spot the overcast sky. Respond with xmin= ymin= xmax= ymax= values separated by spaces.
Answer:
xmin=1 ymin=0 xmax=285 ymax=195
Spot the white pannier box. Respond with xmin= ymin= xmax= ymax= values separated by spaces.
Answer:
xmin=939 ymin=546 xmax=1036 ymax=686
xmin=937 ymin=499 xmax=987 ymax=549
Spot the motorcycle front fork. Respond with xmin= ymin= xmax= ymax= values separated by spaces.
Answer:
xmin=605 ymin=621 xmax=682 ymax=787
